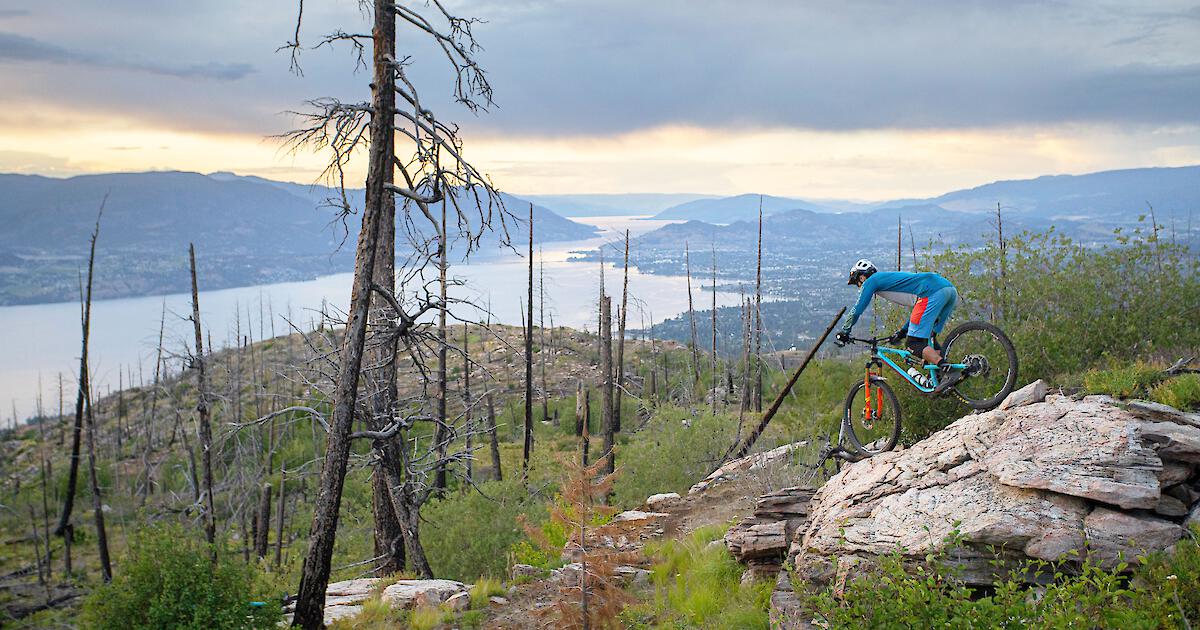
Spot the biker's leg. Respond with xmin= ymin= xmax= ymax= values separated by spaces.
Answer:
xmin=930 ymin=287 xmax=958 ymax=368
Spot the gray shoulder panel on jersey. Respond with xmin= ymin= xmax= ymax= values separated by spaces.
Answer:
xmin=876 ymin=290 xmax=918 ymax=307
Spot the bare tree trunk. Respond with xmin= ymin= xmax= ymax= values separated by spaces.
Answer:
xmin=292 ymin=1 xmax=394 ymax=622
xmin=575 ymin=381 xmax=585 ymax=437
xmin=710 ymin=245 xmax=718 ymax=415
xmin=486 ymin=392 xmax=501 ymax=482
xmin=539 ymin=252 xmax=551 ymax=425
xmin=522 ymin=205 xmax=535 ymax=474
xmin=600 ymin=296 xmax=614 ymax=475
xmin=685 ymin=243 xmax=700 ymax=394
xmin=434 ymin=198 xmax=450 ymax=492
xmin=275 ymin=463 xmax=286 ymax=567
xmin=55 ymin=202 xmax=102 ymax=538
xmin=754 ymin=201 xmax=764 ymax=413
xmin=614 ymin=230 xmax=629 ymax=433
xmin=897 ymin=214 xmax=903 ymax=271
xmin=83 ymin=374 xmax=112 ymax=581
xmin=462 ymin=324 xmax=473 ymax=484
xmin=367 ymin=108 xmax=405 ymax=574
xmin=727 ymin=307 xmax=845 ymax=463
xmin=581 ymin=387 xmax=591 ymax=466
xmin=740 ymin=296 xmax=752 ymax=414
xmin=255 ymin=483 xmax=272 ymax=559
xmin=189 ymin=244 xmax=217 ymax=553
xmin=141 ymin=308 xmax=164 ymax=504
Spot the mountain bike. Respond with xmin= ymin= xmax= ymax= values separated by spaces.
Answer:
xmin=839 ymin=321 xmax=1018 ymax=455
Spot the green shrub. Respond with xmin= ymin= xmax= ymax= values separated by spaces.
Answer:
xmin=799 ymin=530 xmax=1200 ymax=629
xmin=422 ymin=477 xmax=549 ymax=580
xmin=622 ymin=524 xmax=771 ymax=630
xmin=1150 ymin=374 xmax=1200 ymax=411
xmin=929 ymin=223 xmax=1200 ymax=385
xmin=612 ymin=406 xmax=740 ymax=508
xmin=80 ymin=524 xmax=282 ymax=630
xmin=1083 ymin=362 xmax=1165 ymax=398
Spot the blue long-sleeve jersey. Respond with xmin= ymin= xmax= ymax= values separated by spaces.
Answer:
xmin=844 ymin=271 xmax=954 ymax=330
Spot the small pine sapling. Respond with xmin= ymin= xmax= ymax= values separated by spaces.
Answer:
xmin=522 ymin=459 xmax=638 ymax=629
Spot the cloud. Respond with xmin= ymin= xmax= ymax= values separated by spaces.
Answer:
xmin=442 ymin=0 xmax=1200 ymax=135
xmin=0 ymin=32 xmax=254 ymax=80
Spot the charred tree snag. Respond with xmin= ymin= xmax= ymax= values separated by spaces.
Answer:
xmin=55 ymin=200 xmax=102 ymax=538
xmin=600 ymin=296 xmax=615 ymax=476
xmin=523 ymin=204 xmax=535 ymax=474
xmin=189 ymin=244 xmax=217 ymax=554
xmin=614 ymin=230 xmax=630 ymax=433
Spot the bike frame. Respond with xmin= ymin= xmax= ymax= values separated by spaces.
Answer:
xmin=855 ymin=337 xmax=967 ymax=394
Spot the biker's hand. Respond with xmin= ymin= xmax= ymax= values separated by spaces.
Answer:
xmin=834 ymin=331 xmax=850 ymax=347
xmin=888 ymin=328 xmax=907 ymax=344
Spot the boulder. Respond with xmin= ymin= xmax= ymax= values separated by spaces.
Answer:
xmin=510 ymin=563 xmax=542 ymax=580
xmin=646 ymin=492 xmax=681 ymax=510
xmin=788 ymin=393 xmax=1198 ymax=594
xmin=997 ymin=379 xmax=1049 ymax=410
xmin=381 ymin=579 xmax=468 ymax=609
xmin=445 ymin=591 xmax=471 ymax=612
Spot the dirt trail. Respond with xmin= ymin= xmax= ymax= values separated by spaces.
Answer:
xmin=482 ymin=473 xmax=771 ymax=629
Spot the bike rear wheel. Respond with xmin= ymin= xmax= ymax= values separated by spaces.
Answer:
xmin=843 ymin=377 xmax=902 ymax=456
xmin=941 ymin=321 xmax=1018 ymax=410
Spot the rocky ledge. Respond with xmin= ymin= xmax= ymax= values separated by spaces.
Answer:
xmin=771 ymin=380 xmax=1200 ymax=628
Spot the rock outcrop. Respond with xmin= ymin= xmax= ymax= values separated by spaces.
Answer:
xmin=724 ymin=486 xmax=815 ymax=579
xmin=783 ymin=381 xmax=1200 ymax=605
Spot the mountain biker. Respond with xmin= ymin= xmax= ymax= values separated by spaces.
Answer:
xmin=834 ymin=259 xmax=963 ymax=393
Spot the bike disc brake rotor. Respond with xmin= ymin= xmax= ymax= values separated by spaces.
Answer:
xmin=963 ymin=354 xmax=990 ymax=378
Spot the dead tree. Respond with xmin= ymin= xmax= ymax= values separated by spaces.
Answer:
xmin=486 ymin=392 xmax=502 ymax=481
xmin=189 ymin=244 xmax=217 ymax=552
xmin=575 ymin=380 xmax=586 ymax=437
xmin=710 ymin=244 xmax=718 ymax=414
xmin=523 ymin=204 xmax=535 ymax=474
xmin=754 ymin=201 xmax=764 ymax=412
xmin=600 ymin=296 xmax=615 ymax=475
xmin=540 ymin=250 xmax=551 ymax=426
xmin=255 ymin=483 xmax=272 ymax=559
xmin=55 ymin=200 xmax=102 ymax=539
xmin=685 ymin=242 xmax=700 ymax=392
xmin=281 ymin=0 xmax=504 ymax=621
xmin=434 ymin=199 xmax=450 ymax=493
xmin=613 ymin=230 xmax=630 ymax=433
xmin=462 ymin=323 xmax=473 ymax=484
xmin=83 ymin=353 xmax=112 ymax=581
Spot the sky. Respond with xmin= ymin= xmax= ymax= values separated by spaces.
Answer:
xmin=1 ymin=0 xmax=1198 ymax=200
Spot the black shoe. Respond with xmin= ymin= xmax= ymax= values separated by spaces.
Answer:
xmin=931 ymin=368 xmax=963 ymax=394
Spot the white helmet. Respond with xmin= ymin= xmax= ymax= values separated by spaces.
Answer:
xmin=848 ymin=259 xmax=877 ymax=285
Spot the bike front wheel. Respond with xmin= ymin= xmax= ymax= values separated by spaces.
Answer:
xmin=843 ymin=377 xmax=902 ymax=456
xmin=941 ymin=321 xmax=1018 ymax=410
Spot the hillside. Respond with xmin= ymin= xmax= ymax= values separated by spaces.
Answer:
xmin=522 ymin=193 xmax=715 ymax=217
xmin=650 ymin=193 xmax=829 ymax=222
xmin=643 ymin=165 xmax=1200 ymax=225
xmin=0 ymin=172 xmax=596 ymax=305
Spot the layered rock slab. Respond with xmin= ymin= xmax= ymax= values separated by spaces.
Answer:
xmin=790 ymin=385 xmax=1200 ymax=595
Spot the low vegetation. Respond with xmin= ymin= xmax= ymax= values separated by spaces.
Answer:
xmin=80 ymin=525 xmax=282 ymax=630
xmin=622 ymin=524 xmax=772 ymax=630
xmin=798 ymin=529 xmax=1200 ymax=629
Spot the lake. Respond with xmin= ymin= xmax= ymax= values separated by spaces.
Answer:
xmin=0 ymin=216 xmax=743 ymax=422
